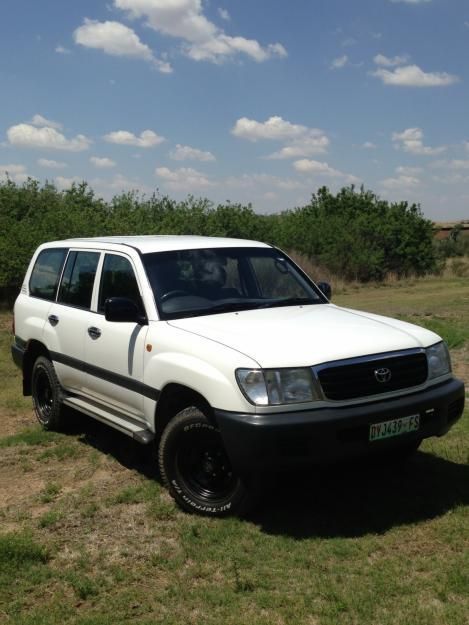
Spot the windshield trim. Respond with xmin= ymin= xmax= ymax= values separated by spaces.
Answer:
xmin=142 ymin=246 xmax=328 ymax=321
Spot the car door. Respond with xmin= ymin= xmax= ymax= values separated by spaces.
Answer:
xmin=82 ymin=252 xmax=149 ymax=420
xmin=44 ymin=249 xmax=101 ymax=394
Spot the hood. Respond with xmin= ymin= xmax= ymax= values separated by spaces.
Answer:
xmin=167 ymin=304 xmax=441 ymax=368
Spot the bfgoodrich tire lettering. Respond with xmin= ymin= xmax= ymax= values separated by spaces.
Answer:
xmin=31 ymin=356 xmax=64 ymax=430
xmin=158 ymin=406 xmax=249 ymax=517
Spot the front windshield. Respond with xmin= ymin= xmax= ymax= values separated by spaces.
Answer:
xmin=143 ymin=246 xmax=326 ymax=320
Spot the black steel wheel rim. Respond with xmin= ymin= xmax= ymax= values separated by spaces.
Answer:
xmin=35 ymin=369 xmax=53 ymax=420
xmin=176 ymin=428 xmax=236 ymax=502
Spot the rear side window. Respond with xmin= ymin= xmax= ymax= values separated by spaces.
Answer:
xmin=98 ymin=254 xmax=144 ymax=314
xmin=58 ymin=251 xmax=100 ymax=309
xmin=29 ymin=248 xmax=68 ymax=301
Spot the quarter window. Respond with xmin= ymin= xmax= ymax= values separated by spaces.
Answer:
xmin=98 ymin=254 xmax=144 ymax=314
xmin=29 ymin=248 xmax=68 ymax=301
xmin=58 ymin=251 xmax=100 ymax=309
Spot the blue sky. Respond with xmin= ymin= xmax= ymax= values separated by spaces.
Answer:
xmin=1 ymin=0 xmax=468 ymax=220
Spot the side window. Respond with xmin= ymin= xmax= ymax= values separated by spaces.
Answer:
xmin=57 ymin=251 xmax=100 ymax=309
xmin=29 ymin=248 xmax=68 ymax=301
xmin=98 ymin=254 xmax=144 ymax=314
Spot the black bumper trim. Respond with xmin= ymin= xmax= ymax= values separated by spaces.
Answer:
xmin=214 ymin=378 xmax=465 ymax=475
xmin=11 ymin=343 xmax=25 ymax=369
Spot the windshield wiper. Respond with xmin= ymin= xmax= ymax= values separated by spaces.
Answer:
xmin=204 ymin=301 xmax=264 ymax=314
xmin=259 ymin=297 xmax=315 ymax=309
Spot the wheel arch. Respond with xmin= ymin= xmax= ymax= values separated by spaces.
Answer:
xmin=154 ymin=383 xmax=215 ymax=443
xmin=23 ymin=340 xmax=51 ymax=396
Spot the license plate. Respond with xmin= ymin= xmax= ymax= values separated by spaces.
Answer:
xmin=369 ymin=414 xmax=420 ymax=442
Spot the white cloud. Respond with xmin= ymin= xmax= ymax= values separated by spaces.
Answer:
xmin=104 ymin=129 xmax=165 ymax=148
xmin=389 ymin=0 xmax=431 ymax=4
xmin=381 ymin=175 xmax=420 ymax=190
xmin=55 ymin=45 xmax=71 ymax=54
xmin=155 ymin=166 xmax=214 ymax=190
xmin=342 ymin=38 xmax=357 ymax=47
xmin=218 ymin=8 xmax=230 ymax=21
xmin=372 ymin=64 xmax=459 ymax=87
xmin=114 ymin=0 xmax=286 ymax=63
xmin=431 ymin=159 xmax=469 ymax=171
xmin=91 ymin=174 xmax=150 ymax=195
xmin=362 ymin=141 xmax=377 ymax=149
xmin=55 ymin=176 xmax=83 ymax=190
xmin=30 ymin=114 xmax=63 ymax=130
xmin=232 ymin=116 xmax=330 ymax=160
xmin=330 ymin=55 xmax=348 ymax=70
xmin=74 ymin=19 xmax=172 ymax=73
xmin=373 ymin=53 xmax=409 ymax=67
xmin=0 ymin=164 xmax=26 ymax=175
xmin=90 ymin=156 xmax=116 ymax=168
xmin=37 ymin=158 xmax=67 ymax=169
xmin=392 ymin=127 xmax=446 ymax=155
xmin=464 ymin=141 xmax=469 ymax=152
xmin=225 ymin=173 xmax=305 ymax=191
xmin=266 ymin=134 xmax=330 ymax=159
xmin=396 ymin=165 xmax=423 ymax=175
xmin=7 ymin=123 xmax=91 ymax=152
xmin=293 ymin=159 xmax=359 ymax=183
xmin=432 ymin=173 xmax=469 ymax=185
xmin=232 ymin=116 xmax=307 ymax=142
xmin=0 ymin=164 xmax=31 ymax=184
xmin=170 ymin=144 xmax=215 ymax=162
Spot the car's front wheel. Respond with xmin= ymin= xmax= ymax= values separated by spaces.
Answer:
xmin=158 ymin=407 xmax=250 ymax=516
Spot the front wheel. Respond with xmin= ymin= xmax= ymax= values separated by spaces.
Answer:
xmin=31 ymin=356 xmax=64 ymax=430
xmin=158 ymin=407 xmax=250 ymax=516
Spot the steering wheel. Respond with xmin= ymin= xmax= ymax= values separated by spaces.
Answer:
xmin=160 ymin=290 xmax=188 ymax=302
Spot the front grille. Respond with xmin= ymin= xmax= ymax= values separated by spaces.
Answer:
xmin=317 ymin=352 xmax=428 ymax=401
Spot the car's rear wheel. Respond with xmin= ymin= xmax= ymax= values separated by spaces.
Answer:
xmin=31 ymin=356 xmax=64 ymax=430
xmin=158 ymin=407 xmax=250 ymax=516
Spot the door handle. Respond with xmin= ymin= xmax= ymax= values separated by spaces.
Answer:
xmin=87 ymin=326 xmax=102 ymax=340
xmin=48 ymin=315 xmax=59 ymax=327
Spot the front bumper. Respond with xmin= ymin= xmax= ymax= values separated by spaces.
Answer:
xmin=215 ymin=378 xmax=465 ymax=476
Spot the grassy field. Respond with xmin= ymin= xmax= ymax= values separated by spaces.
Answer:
xmin=0 ymin=276 xmax=468 ymax=625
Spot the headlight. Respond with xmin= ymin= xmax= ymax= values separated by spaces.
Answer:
xmin=236 ymin=368 xmax=320 ymax=405
xmin=426 ymin=342 xmax=451 ymax=379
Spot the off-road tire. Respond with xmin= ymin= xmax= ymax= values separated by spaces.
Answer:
xmin=158 ymin=406 xmax=250 ymax=517
xmin=31 ymin=356 xmax=64 ymax=430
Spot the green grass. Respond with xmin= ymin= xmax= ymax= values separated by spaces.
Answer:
xmin=0 ymin=428 xmax=60 ymax=448
xmin=0 ymin=275 xmax=468 ymax=625
xmin=398 ymin=315 xmax=469 ymax=349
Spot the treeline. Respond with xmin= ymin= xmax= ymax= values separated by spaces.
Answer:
xmin=0 ymin=178 xmax=439 ymax=296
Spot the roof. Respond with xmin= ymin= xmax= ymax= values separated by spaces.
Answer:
xmin=53 ymin=235 xmax=270 ymax=254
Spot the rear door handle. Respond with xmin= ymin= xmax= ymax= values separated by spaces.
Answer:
xmin=48 ymin=315 xmax=59 ymax=327
xmin=87 ymin=326 xmax=102 ymax=340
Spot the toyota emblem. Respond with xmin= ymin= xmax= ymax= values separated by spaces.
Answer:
xmin=374 ymin=367 xmax=392 ymax=383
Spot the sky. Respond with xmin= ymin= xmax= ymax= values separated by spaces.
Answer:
xmin=1 ymin=0 xmax=468 ymax=220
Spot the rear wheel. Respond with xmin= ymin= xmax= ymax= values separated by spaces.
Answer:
xmin=31 ymin=356 xmax=64 ymax=430
xmin=158 ymin=407 xmax=250 ymax=516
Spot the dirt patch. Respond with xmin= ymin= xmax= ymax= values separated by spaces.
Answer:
xmin=0 ymin=409 xmax=35 ymax=438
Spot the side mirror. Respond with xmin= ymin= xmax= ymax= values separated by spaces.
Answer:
xmin=317 ymin=281 xmax=332 ymax=300
xmin=105 ymin=297 xmax=146 ymax=324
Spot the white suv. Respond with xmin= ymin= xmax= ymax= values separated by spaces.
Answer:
xmin=12 ymin=236 xmax=465 ymax=515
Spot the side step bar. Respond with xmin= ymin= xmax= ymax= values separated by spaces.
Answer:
xmin=63 ymin=397 xmax=155 ymax=444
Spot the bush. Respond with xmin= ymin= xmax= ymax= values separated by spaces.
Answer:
xmin=0 ymin=179 xmax=438 ymax=295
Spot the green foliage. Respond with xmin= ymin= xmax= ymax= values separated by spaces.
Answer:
xmin=272 ymin=186 xmax=436 ymax=281
xmin=0 ymin=532 xmax=49 ymax=569
xmin=0 ymin=179 xmax=438 ymax=294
